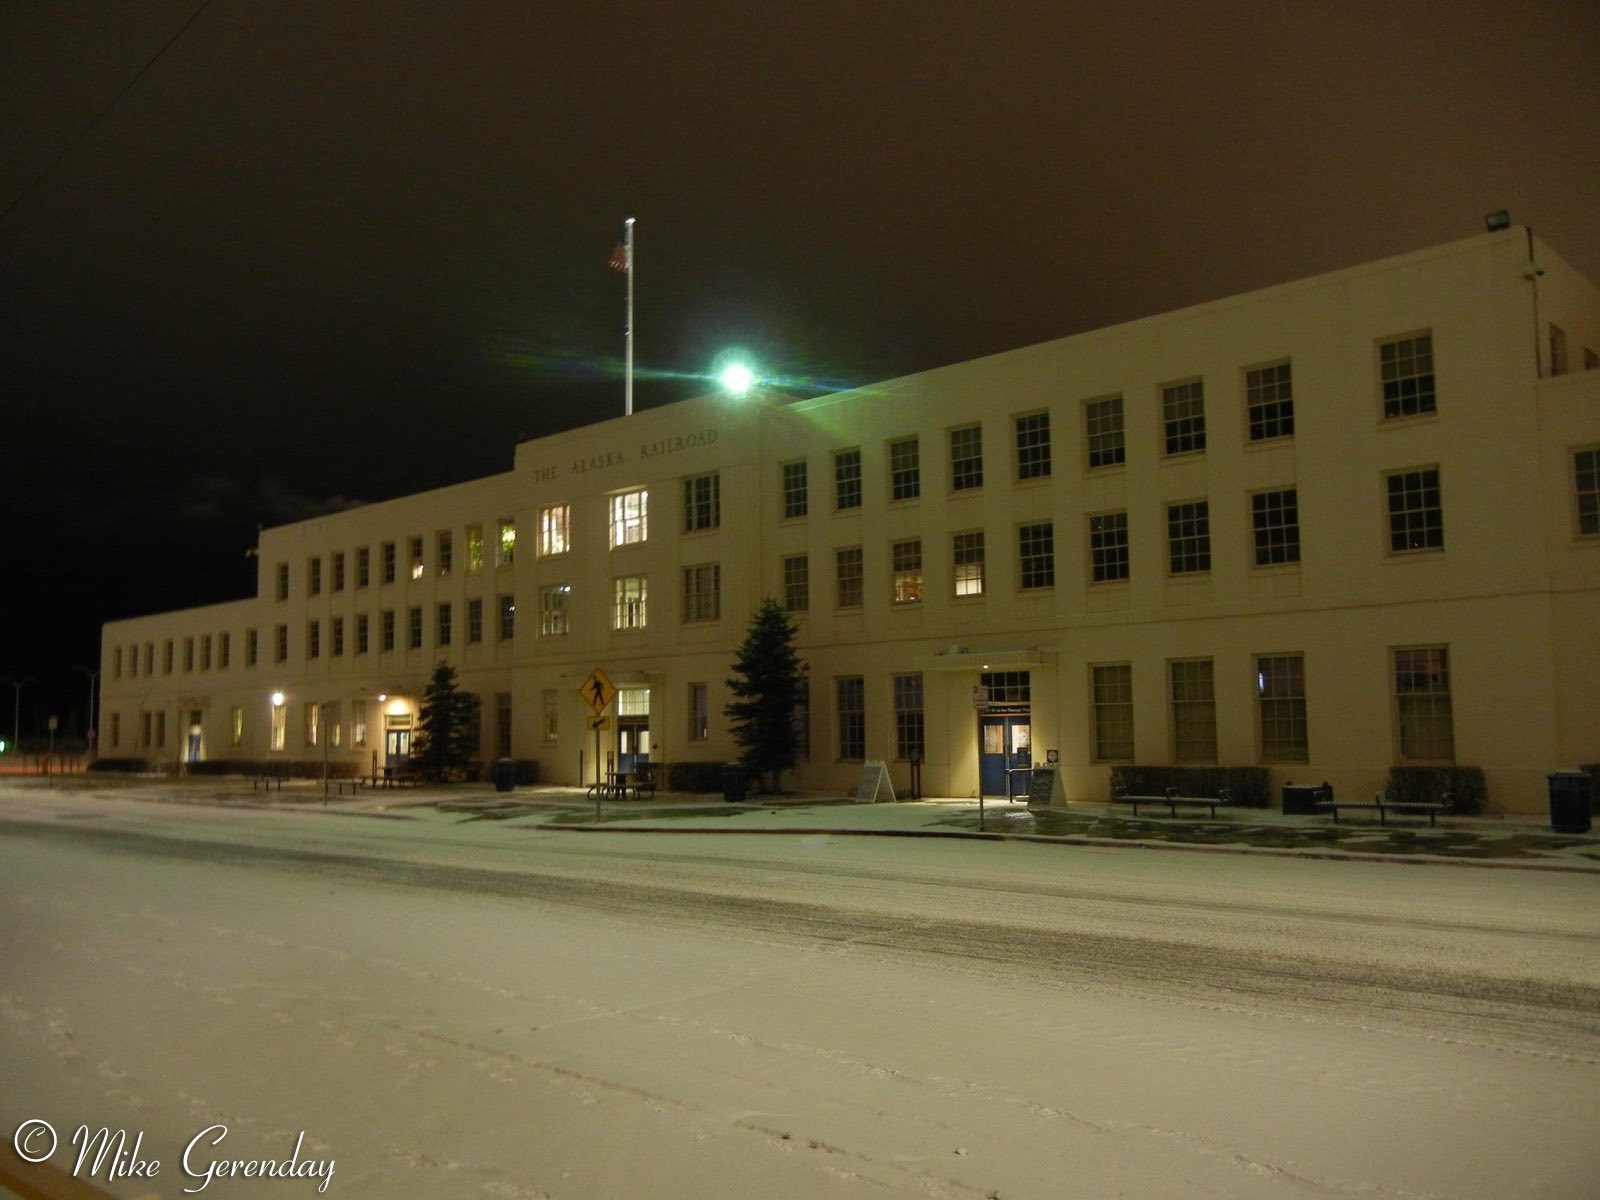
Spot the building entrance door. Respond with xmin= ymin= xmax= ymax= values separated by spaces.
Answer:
xmin=385 ymin=728 xmax=411 ymax=769
xmin=616 ymin=687 xmax=651 ymax=774
xmin=186 ymin=709 xmax=203 ymax=765
xmin=979 ymin=713 xmax=1032 ymax=798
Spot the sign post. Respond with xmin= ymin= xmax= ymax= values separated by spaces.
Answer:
xmin=578 ymin=668 xmax=617 ymax=819
xmin=971 ymin=686 xmax=989 ymax=832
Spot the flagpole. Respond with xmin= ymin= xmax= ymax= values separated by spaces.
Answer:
xmin=624 ymin=216 xmax=635 ymax=417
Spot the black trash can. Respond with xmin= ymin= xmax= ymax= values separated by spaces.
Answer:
xmin=492 ymin=757 xmax=516 ymax=794
xmin=1282 ymin=782 xmax=1331 ymax=814
xmin=722 ymin=762 xmax=747 ymax=803
xmin=1548 ymin=771 xmax=1594 ymax=834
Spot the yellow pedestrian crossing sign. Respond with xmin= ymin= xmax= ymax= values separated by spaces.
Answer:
xmin=579 ymin=667 xmax=616 ymax=714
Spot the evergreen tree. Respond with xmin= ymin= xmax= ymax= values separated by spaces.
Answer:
xmin=412 ymin=662 xmax=482 ymax=782
xmin=724 ymin=598 xmax=804 ymax=792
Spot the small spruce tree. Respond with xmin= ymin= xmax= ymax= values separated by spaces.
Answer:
xmin=725 ymin=598 xmax=804 ymax=792
xmin=412 ymin=662 xmax=482 ymax=782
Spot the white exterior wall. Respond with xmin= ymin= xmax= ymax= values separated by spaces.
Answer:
xmin=99 ymin=228 xmax=1600 ymax=811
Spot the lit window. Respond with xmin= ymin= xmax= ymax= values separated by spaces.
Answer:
xmin=889 ymin=437 xmax=920 ymax=501
xmin=1245 ymin=361 xmax=1294 ymax=441
xmin=466 ymin=524 xmax=484 ymax=573
xmin=540 ymin=584 xmax=571 ymax=635
xmin=1393 ymin=646 xmax=1454 ymax=762
xmin=609 ymin=491 xmax=648 ymax=547
xmin=1162 ymin=380 xmax=1206 ymax=456
xmin=409 ymin=536 xmax=425 ymax=580
xmin=891 ymin=539 xmax=922 ymax=604
xmin=539 ymin=505 xmax=570 ymax=556
xmin=1379 ymin=332 xmax=1435 ymax=418
xmin=953 ymin=531 xmax=984 ymax=597
xmin=229 ymin=706 xmax=243 ymax=748
xmin=1251 ymin=489 xmax=1301 ymax=566
xmin=1386 ymin=467 xmax=1443 ymax=553
xmin=1015 ymin=412 xmax=1051 ymax=480
xmin=1257 ymin=654 xmax=1308 ymax=763
xmin=498 ymin=519 xmax=517 ymax=565
xmin=1018 ymin=522 xmax=1054 ymax=589
xmin=1084 ymin=395 xmax=1125 ymax=469
xmin=1167 ymin=501 xmax=1211 ymax=574
xmin=1170 ymin=659 xmax=1217 ymax=762
xmin=950 ymin=424 xmax=983 ymax=491
xmin=1089 ymin=512 xmax=1129 ymax=583
xmin=613 ymin=576 xmax=647 ymax=630
xmin=683 ymin=474 xmax=721 ymax=532
xmin=270 ymin=702 xmax=286 ymax=751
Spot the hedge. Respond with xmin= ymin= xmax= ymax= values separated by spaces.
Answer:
xmin=1387 ymin=765 xmax=1487 ymax=814
xmin=664 ymin=761 xmax=728 ymax=794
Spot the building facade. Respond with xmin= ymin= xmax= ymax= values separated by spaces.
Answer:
xmin=99 ymin=228 xmax=1600 ymax=813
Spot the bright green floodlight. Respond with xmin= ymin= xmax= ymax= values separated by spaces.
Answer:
xmin=718 ymin=362 xmax=756 ymax=397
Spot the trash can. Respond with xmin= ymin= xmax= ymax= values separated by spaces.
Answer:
xmin=1282 ymin=782 xmax=1332 ymax=814
xmin=492 ymin=757 xmax=516 ymax=794
xmin=1548 ymin=771 xmax=1594 ymax=834
xmin=722 ymin=762 xmax=747 ymax=803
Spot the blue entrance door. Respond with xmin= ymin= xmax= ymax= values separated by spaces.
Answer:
xmin=979 ymin=714 xmax=1033 ymax=798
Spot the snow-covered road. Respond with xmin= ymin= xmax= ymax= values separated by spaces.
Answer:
xmin=3 ymin=787 xmax=1598 ymax=1199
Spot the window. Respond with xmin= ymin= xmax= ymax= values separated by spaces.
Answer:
xmin=950 ymin=424 xmax=983 ymax=490
xmin=305 ymin=703 xmax=319 ymax=748
xmin=892 ymin=674 xmax=924 ymax=761
xmin=539 ymin=506 xmax=570 ymax=556
xmin=1085 ymin=395 xmax=1125 ymax=469
xmin=1586 ymin=348 xmax=1600 ymax=371
xmin=357 ymin=546 xmax=370 ymax=588
xmin=332 ymin=551 xmax=345 ymax=592
xmin=613 ymin=577 xmax=647 ymax=630
xmin=688 ymin=683 xmax=709 ymax=741
xmin=127 ymin=643 xmax=136 ymax=679
xmin=782 ymin=460 xmax=808 ymax=518
xmin=1170 ymin=659 xmax=1217 ymax=762
xmin=1575 ymin=448 xmax=1600 ymax=537
xmin=155 ymin=711 xmax=166 ymax=747
xmin=891 ymin=539 xmax=922 ymax=604
xmin=981 ymin=671 xmax=1030 ymax=704
xmin=782 ymin=554 xmax=809 ymax=613
xmin=246 ymin=628 xmax=258 ymax=667
xmin=270 ymin=703 xmax=285 ymax=751
xmin=113 ymin=646 xmax=122 ymax=680
xmin=275 ymin=562 xmax=289 ymax=601
xmin=835 ymin=547 xmax=863 ymax=608
xmin=683 ymin=563 xmax=721 ymax=622
xmin=683 ymin=473 xmax=720 ymax=531
xmin=274 ymin=625 xmax=288 ymax=663
xmin=1379 ymin=332 xmax=1435 ymax=418
xmin=540 ymin=584 xmax=571 ymax=635
xmin=141 ymin=712 xmax=152 ymax=748
xmin=356 ymin=613 xmax=369 ymax=655
xmin=609 ymin=491 xmax=647 ymax=547
xmin=1251 ymin=489 xmax=1301 ymax=566
xmin=497 ymin=594 xmax=516 ymax=640
xmin=353 ymin=707 xmax=367 ymax=749
xmin=437 ymin=602 xmax=452 ymax=646
xmin=1167 ymin=501 xmax=1211 ymax=574
xmin=1091 ymin=664 xmax=1134 ymax=762
xmin=1089 ymin=512 xmax=1129 ymax=583
xmin=111 ymin=712 xmax=121 ymax=746
xmin=1018 ymin=522 xmax=1054 ymax=590
xmin=953 ymin=531 xmax=984 ymax=597
xmin=794 ymin=682 xmax=811 ymax=761
xmin=495 ymin=692 xmax=513 ymax=758
xmin=1550 ymin=324 xmax=1568 ymax=376
xmin=1015 ymin=411 xmax=1051 ymax=480
xmin=542 ymin=689 xmax=558 ymax=742
xmin=1257 ymin=654 xmax=1308 ymax=763
xmin=326 ymin=701 xmax=343 ymax=749
xmin=1393 ymin=646 xmax=1454 ymax=762
xmin=144 ymin=643 xmax=153 ymax=675
xmin=182 ymin=637 xmax=194 ymax=672
xmin=381 ymin=610 xmax=395 ymax=652
xmin=837 ymin=677 xmax=865 ymax=760
xmin=218 ymin=633 xmax=230 ymax=669
xmin=466 ymin=524 xmax=484 ymax=573
xmin=1386 ymin=467 xmax=1443 ymax=553
xmin=331 ymin=617 xmax=344 ymax=656
xmin=498 ymin=519 xmax=517 ymax=565
xmin=889 ymin=437 xmax=920 ymax=501
xmin=308 ymin=556 xmax=322 ymax=595
xmin=229 ymin=706 xmax=243 ymax=748
xmin=1162 ymin=380 xmax=1206 ymax=455
xmin=437 ymin=531 xmax=453 ymax=577
xmin=834 ymin=448 xmax=862 ymax=510
xmin=408 ymin=606 xmax=423 ymax=650
xmin=381 ymin=541 xmax=396 ymax=584
xmin=409 ymin=536 xmax=425 ymax=580
xmin=1246 ymin=361 xmax=1294 ymax=441
xmin=467 ymin=597 xmax=483 ymax=643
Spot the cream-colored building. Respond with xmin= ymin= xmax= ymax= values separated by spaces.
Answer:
xmin=99 ymin=228 xmax=1600 ymax=814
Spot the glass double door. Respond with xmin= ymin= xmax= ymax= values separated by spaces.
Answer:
xmin=979 ymin=713 xmax=1032 ymax=798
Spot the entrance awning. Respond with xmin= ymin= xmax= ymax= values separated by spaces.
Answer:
xmin=913 ymin=648 xmax=1047 ymax=672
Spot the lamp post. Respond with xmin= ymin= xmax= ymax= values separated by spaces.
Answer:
xmin=1 ymin=675 xmax=34 ymax=756
xmin=72 ymin=665 xmax=99 ymax=757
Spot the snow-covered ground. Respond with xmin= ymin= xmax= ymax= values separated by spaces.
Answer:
xmin=3 ymin=783 xmax=1598 ymax=1199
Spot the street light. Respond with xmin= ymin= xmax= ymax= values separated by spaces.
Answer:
xmin=72 ymin=665 xmax=99 ymax=756
xmin=1 ymin=675 xmax=34 ymax=756
xmin=712 ymin=351 xmax=759 ymax=398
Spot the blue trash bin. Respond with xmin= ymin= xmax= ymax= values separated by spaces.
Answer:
xmin=492 ymin=758 xmax=516 ymax=794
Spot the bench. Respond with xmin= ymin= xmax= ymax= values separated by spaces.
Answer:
xmin=250 ymin=771 xmax=285 ymax=792
xmin=367 ymin=770 xmax=424 ymax=790
xmin=1113 ymin=784 xmax=1236 ymax=819
xmin=329 ymin=778 xmax=361 ymax=796
xmin=1328 ymin=792 xmax=1454 ymax=827
xmin=588 ymin=767 xmax=656 ymax=801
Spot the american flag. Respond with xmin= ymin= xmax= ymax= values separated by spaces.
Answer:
xmin=609 ymin=226 xmax=631 ymax=273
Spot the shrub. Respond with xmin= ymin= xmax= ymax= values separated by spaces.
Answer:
xmin=1387 ymin=765 xmax=1487 ymax=814
xmin=666 ymin=761 xmax=726 ymax=794
xmin=513 ymin=760 xmax=540 ymax=786
xmin=1110 ymin=765 xmax=1272 ymax=807
xmin=88 ymin=757 xmax=147 ymax=773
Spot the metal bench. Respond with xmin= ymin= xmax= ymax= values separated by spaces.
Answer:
xmin=1327 ymin=791 xmax=1454 ymax=827
xmin=1113 ymin=784 xmax=1236 ymax=818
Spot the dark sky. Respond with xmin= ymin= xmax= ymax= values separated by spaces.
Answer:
xmin=2 ymin=0 xmax=1597 ymax=739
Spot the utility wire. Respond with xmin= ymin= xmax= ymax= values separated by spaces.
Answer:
xmin=0 ymin=0 xmax=217 ymax=227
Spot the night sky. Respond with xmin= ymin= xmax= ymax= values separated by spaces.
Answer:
xmin=2 ymin=0 xmax=1597 ymax=741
